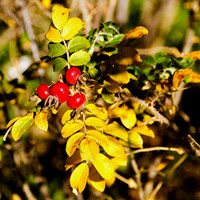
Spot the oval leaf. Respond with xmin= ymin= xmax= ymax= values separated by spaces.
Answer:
xmin=61 ymin=119 xmax=84 ymax=138
xmin=61 ymin=109 xmax=74 ymax=124
xmin=103 ymin=121 xmax=128 ymax=141
xmin=45 ymin=26 xmax=62 ymax=43
xmin=132 ymin=125 xmax=155 ymax=138
xmin=48 ymin=43 xmax=66 ymax=58
xmin=62 ymin=17 xmax=86 ymax=40
xmin=70 ymin=162 xmax=89 ymax=193
xmin=85 ymin=117 xmax=106 ymax=128
xmin=52 ymin=5 xmax=70 ymax=30
xmin=128 ymin=130 xmax=143 ymax=148
xmin=11 ymin=113 xmax=34 ymax=141
xmin=52 ymin=57 xmax=68 ymax=71
xmin=66 ymin=132 xmax=85 ymax=156
xmin=69 ymin=50 xmax=90 ymax=66
xmin=68 ymin=36 xmax=90 ymax=53
xmin=92 ymin=153 xmax=115 ymax=180
xmin=80 ymin=138 xmax=99 ymax=161
xmin=35 ymin=110 xmax=48 ymax=131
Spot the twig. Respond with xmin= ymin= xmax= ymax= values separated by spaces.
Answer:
xmin=132 ymin=146 xmax=185 ymax=155
xmin=23 ymin=183 xmax=37 ymax=200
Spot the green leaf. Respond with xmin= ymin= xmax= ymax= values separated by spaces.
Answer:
xmin=68 ymin=36 xmax=90 ymax=53
xmin=11 ymin=113 xmax=34 ymax=141
xmin=102 ymin=93 xmax=115 ymax=104
xmin=69 ymin=50 xmax=90 ymax=66
xmin=48 ymin=43 xmax=66 ymax=58
xmin=52 ymin=57 xmax=68 ymax=71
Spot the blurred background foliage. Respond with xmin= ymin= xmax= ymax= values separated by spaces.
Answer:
xmin=1 ymin=0 xmax=200 ymax=199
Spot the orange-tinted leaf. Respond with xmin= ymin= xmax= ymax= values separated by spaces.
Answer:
xmin=103 ymin=121 xmax=128 ymax=141
xmin=52 ymin=5 xmax=70 ymax=30
xmin=183 ymin=50 xmax=200 ymax=60
xmin=66 ymin=132 xmax=85 ymax=156
xmin=45 ymin=26 xmax=62 ymax=43
xmin=92 ymin=153 xmax=115 ymax=180
xmin=61 ymin=119 xmax=84 ymax=138
xmin=80 ymin=138 xmax=99 ymax=161
xmin=34 ymin=110 xmax=48 ymax=131
xmin=65 ymin=150 xmax=82 ymax=171
xmin=70 ymin=162 xmax=89 ymax=193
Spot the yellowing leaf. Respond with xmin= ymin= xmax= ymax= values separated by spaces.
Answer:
xmin=109 ymin=104 xmax=137 ymax=129
xmin=88 ymin=165 xmax=106 ymax=192
xmin=133 ymin=125 xmax=155 ymax=138
xmin=85 ymin=117 xmax=106 ymax=128
xmin=85 ymin=104 xmax=108 ymax=120
xmin=11 ymin=113 xmax=34 ymax=141
xmin=61 ymin=119 xmax=84 ymax=138
xmin=6 ymin=117 xmax=21 ymax=128
xmin=65 ymin=150 xmax=82 ymax=171
xmin=103 ymin=79 xmax=120 ymax=93
xmin=35 ymin=110 xmax=48 ymax=131
xmin=66 ymin=132 xmax=85 ymax=156
xmin=110 ymin=68 xmax=130 ymax=84
xmin=62 ymin=17 xmax=86 ymax=40
xmin=121 ymin=26 xmax=148 ymax=46
xmin=45 ymin=26 xmax=62 ymax=43
xmin=128 ymin=130 xmax=143 ymax=148
xmin=70 ymin=162 xmax=89 ymax=193
xmin=80 ymin=138 xmax=99 ymax=161
xmin=111 ymin=152 xmax=127 ymax=167
xmin=92 ymin=153 xmax=115 ymax=180
xmin=52 ymin=5 xmax=70 ymax=30
xmin=61 ymin=109 xmax=74 ymax=124
xmin=103 ymin=121 xmax=128 ymax=141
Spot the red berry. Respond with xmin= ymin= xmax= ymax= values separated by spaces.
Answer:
xmin=65 ymin=67 xmax=81 ymax=85
xmin=37 ymin=83 xmax=50 ymax=100
xmin=67 ymin=92 xmax=86 ymax=109
xmin=50 ymin=82 xmax=69 ymax=103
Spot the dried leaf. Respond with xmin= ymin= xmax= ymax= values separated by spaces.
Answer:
xmin=65 ymin=150 xmax=82 ymax=171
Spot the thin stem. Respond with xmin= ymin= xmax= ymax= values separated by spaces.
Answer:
xmin=62 ymin=39 xmax=70 ymax=69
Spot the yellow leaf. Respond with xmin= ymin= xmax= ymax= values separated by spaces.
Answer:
xmin=42 ymin=0 xmax=51 ymax=9
xmin=45 ymin=26 xmax=62 ymax=43
xmin=65 ymin=150 xmax=82 ymax=171
xmin=11 ymin=113 xmax=34 ymax=141
xmin=85 ymin=103 xmax=108 ymax=120
xmin=120 ymin=26 xmax=148 ymax=46
xmin=103 ymin=121 xmax=128 ymax=141
xmin=110 ymin=68 xmax=130 ymax=84
xmin=35 ymin=110 xmax=48 ymax=131
xmin=52 ymin=5 xmax=70 ymax=30
xmin=111 ymin=152 xmax=127 ymax=167
xmin=6 ymin=117 xmax=21 ymax=128
xmin=61 ymin=109 xmax=74 ymax=124
xmin=62 ymin=17 xmax=86 ymax=41
xmin=61 ymin=119 xmax=84 ymax=138
xmin=109 ymin=104 xmax=137 ymax=129
xmin=128 ymin=130 xmax=143 ymax=148
xmin=183 ymin=50 xmax=200 ymax=60
xmin=92 ymin=153 xmax=115 ymax=180
xmin=88 ymin=165 xmax=106 ymax=192
xmin=66 ymin=132 xmax=85 ymax=156
xmin=85 ymin=117 xmax=106 ymax=128
xmin=70 ymin=163 xmax=89 ymax=193
xmin=80 ymin=138 xmax=99 ymax=161
xmin=133 ymin=125 xmax=155 ymax=138
xmin=86 ymin=130 xmax=108 ymax=143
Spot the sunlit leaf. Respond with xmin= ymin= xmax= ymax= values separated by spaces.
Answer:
xmin=109 ymin=104 xmax=137 ymax=129
xmin=102 ymin=92 xmax=115 ymax=104
xmin=69 ymin=50 xmax=90 ymax=66
xmin=68 ymin=36 xmax=90 ymax=53
xmin=85 ymin=103 xmax=108 ymax=120
xmin=110 ymin=68 xmax=130 ymax=84
xmin=132 ymin=125 xmax=155 ymax=138
xmin=35 ymin=109 xmax=48 ymax=131
xmin=6 ymin=117 xmax=21 ymax=128
xmin=103 ymin=121 xmax=128 ymax=141
xmin=85 ymin=117 xmax=106 ymax=128
xmin=11 ymin=113 xmax=34 ymax=141
xmin=61 ymin=119 xmax=84 ymax=138
xmin=70 ymin=162 xmax=89 ymax=193
xmin=45 ymin=26 xmax=62 ymax=43
xmin=80 ymin=138 xmax=99 ymax=161
xmin=62 ymin=17 xmax=86 ymax=40
xmin=111 ymin=152 xmax=127 ymax=167
xmin=86 ymin=130 xmax=108 ymax=144
xmin=128 ymin=130 xmax=143 ymax=148
xmin=66 ymin=132 xmax=85 ymax=156
xmin=48 ymin=43 xmax=66 ymax=58
xmin=92 ymin=153 xmax=115 ymax=180
xmin=120 ymin=26 xmax=148 ymax=46
xmin=65 ymin=150 xmax=82 ymax=171
xmin=52 ymin=5 xmax=70 ymax=30
xmin=61 ymin=109 xmax=74 ymax=124
xmin=52 ymin=57 xmax=68 ymax=71
xmin=88 ymin=165 xmax=106 ymax=192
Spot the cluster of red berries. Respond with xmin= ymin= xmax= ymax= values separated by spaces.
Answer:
xmin=36 ymin=67 xmax=86 ymax=109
